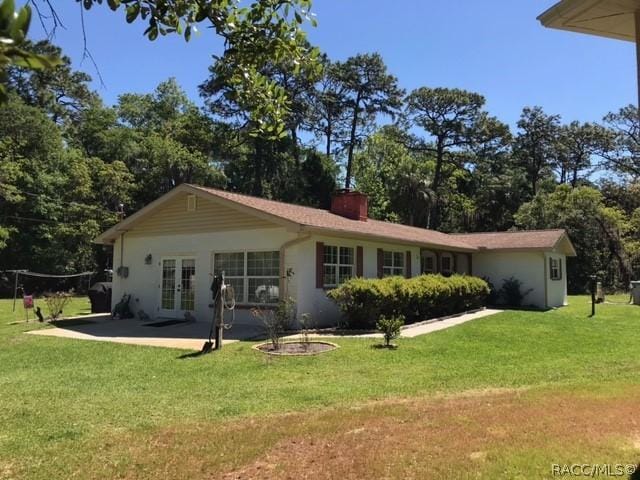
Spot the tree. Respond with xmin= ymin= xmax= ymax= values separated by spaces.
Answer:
xmin=404 ymin=87 xmax=508 ymax=228
xmin=602 ymin=105 xmax=640 ymax=178
xmin=0 ymin=94 xmax=134 ymax=276
xmin=7 ymin=40 xmax=96 ymax=126
xmin=332 ymin=53 xmax=404 ymax=189
xmin=116 ymin=79 xmax=226 ymax=207
xmin=515 ymin=185 xmax=631 ymax=292
xmin=4 ymin=0 xmax=320 ymax=137
xmin=555 ymin=121 xmax=611 ymax=187
xmin=306 ymin=56 xmax=350 ymax=160
xmin=0 ymin=0 xmax=60 ymax=101
xmin=353 ymin=126 xmax=412 ymax=222
xmin=513 ymin=106 xmax=561 ymax=196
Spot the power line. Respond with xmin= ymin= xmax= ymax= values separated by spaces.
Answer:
xmin=1 ymin=215 xmax=103 ymax=227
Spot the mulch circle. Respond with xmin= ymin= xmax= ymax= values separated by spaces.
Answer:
xmin=253 ymin=341 xmax=338 ymax=356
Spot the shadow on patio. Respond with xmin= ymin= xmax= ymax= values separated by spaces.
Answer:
xmin=26 ymin=314 xmax=266 ymax=350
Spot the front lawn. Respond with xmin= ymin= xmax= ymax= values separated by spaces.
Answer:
xmin=0 ymin=296 xmax=639 ymax=479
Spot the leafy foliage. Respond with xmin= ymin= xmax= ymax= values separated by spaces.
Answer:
xmin=498 ymin=277 xmax=534 ymax=308
xmin=376 ymin=314 xmax=404 ymax=347
xmin=328 ymin=274 xmax=489 ymax=329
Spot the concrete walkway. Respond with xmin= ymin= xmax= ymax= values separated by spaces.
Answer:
xmin=283 ymin=308 xmax=503 ymax=341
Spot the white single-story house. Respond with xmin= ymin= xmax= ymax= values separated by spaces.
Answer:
xmin=94 ymin=184 xmax=577 ymax=327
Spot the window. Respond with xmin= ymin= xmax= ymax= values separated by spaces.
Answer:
xmin=441 ymin=254 xmax=453 ymax=275
xmin=187 ymin=194 xmax=197 ymax=212
xmin=550 ymin=257 xmax=562 ymax=280
xmin=383 ymin=251 xmax=405 ymax=277
xmin=213 ymin=251 xmax=280 ymax=304
xmin=421 ymin=252 xmax=436 ymax=274
xmin=323 ymin=245 xmax=354 ymax=288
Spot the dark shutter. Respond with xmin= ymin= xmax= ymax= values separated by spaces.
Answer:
xmin=356 ymin=246 xmax=363 ymax=277
xmin=316 ymin=242 xmax=324 ymax=288
xmin=559 ymin=258 xmax=563 ymax=280
xmin=377 ymin=248 xmax=384 ymax=279
xmin=405 ymin=251 xmax=412 ymax=278
xmin=549 ymin=257 xmax=553 ymax=279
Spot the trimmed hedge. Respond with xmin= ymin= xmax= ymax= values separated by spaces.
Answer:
xmin=327 ymin=274 xmax=490 ymax=329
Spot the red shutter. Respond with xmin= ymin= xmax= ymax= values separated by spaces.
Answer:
xmin=377 ymin=248 xmax=384 ymax=278
xmin=356 ymin=246 xmax=363 ymax=277
xmin=405 ymin=251 xmax=412 ymax=278
xmin=316 ymin=242 xmax=324 ymax=288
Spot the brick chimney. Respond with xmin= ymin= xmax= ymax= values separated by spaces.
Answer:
xmin=330 ymin=189 xmax=368 ymax=221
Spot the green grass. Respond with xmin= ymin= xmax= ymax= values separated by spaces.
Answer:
xmin=0 ymin=296 xmax=639 ymax=478
xmin=0 ymin=295 xmax=91 ymax=324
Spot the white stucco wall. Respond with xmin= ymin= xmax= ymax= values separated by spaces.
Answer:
xmin=111 ymin=227 xmax=297 ymax=326
xmin=545 ymin=252 xmax=568 ymax=307
xmin=472 ymin=251 xmax=547 ymax=308
xmin=110 ymin=226 xmax=482 ymax=328
xmin=293 ymin=235 xmax=432 ymax=326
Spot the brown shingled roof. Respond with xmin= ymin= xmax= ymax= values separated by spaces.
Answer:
xmin=94 ymin=184 xmax=576 ymax=256
xmin=189 ymin=185 xmax=475 ymax=251
xmin=449 ymin=229 xmax=577 ymax=256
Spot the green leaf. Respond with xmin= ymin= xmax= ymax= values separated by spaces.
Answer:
xmin=107 ymin=0 xmax=120 ymax=11
xmin=125 ymin=4 xmax=139 ymax=23
xmin=8 ymin=5 xmax=30 ymax=42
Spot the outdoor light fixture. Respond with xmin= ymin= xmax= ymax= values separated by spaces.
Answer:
xmin=145 ymin=254 xmax=153 ymax=265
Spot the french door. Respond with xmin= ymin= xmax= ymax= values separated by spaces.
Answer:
xmin=159 ymin=257 xmax=196 ymax=317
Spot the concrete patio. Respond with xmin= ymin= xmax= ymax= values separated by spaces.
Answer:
xmin=27 ymin=308 xmax=503 ymax=350
xmin=27 ymin=314 xmax=265 ymax=350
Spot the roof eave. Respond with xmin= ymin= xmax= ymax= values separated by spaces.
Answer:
xmin=300 ymin=225 xmax=477 ymax=252
xmin=538 ymin=0 xmax=636 ymax=43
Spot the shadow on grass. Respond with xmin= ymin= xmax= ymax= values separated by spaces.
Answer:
xmin=370 ymin=344 xmax=398 ymax=350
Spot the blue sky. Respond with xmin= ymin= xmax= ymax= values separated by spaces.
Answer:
xmin=23 ymin=1 xmax=637 ymax=128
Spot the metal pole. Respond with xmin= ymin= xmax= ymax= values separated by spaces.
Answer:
xmin=12 ymin=271 xmax=19 ymax=312
xmin=590 ymin=275 xmax=597 ymax=317
xmin=635 ymin=10 xmax=640 ymax=109
xmin=214 ymin=271 xmax=225 ymax=350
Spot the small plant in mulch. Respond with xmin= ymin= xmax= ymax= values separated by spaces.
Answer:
xmin=299 ymin=312 xmax=315 ymax=350
xmin=251 ymin=298 xmax=295 ymax=351
xmin=43 ymin=291 xmax=73 ymax=321
xmin=376 ymin=314 xmax=405 ymax=349
xmin=252 ymin=304 xmax=337 ymax=356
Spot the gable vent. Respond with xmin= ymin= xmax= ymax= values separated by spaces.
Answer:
xmin=187 ymin=194 xmax=197 ymax=212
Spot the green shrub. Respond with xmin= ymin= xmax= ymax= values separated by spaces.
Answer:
xmin=499 ymin=277 xmax=533 ymax=307
xmin=376 ymin=314 xmax=405 ymax=347
xmin=327 ymin=274 xmax=490 ymax=329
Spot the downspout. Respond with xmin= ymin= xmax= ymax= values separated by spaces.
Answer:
xmin=119 ymin=232 xmax=125 ymax=273
xmin=279 ymin=233 xmax=312 ymax=300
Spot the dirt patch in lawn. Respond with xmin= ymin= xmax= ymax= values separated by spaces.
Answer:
xmin=77 ymin=386 xmax=640 ymax=480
